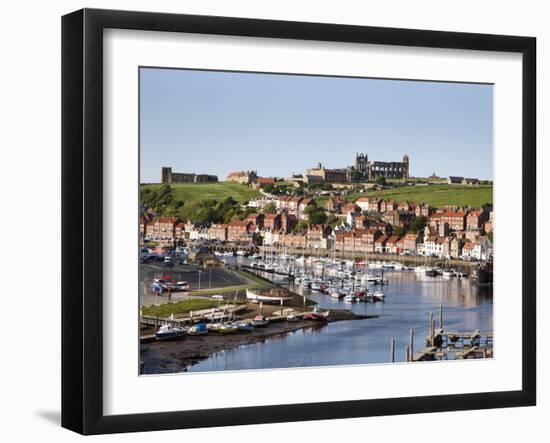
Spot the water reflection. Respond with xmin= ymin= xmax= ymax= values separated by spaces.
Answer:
xmin=189 ymin=261 xmax=493 ymax=373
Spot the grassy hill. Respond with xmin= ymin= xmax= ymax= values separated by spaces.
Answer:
xmin=140 ymin=182 xmax=262 ymax=223
xmin=142 ymin=182 xmax=261 ymax=204
xmin=348 ymin=184 xmax=492 ymax=208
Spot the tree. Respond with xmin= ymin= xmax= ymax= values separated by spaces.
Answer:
xmin=292 ymin=220 xmax=309 ymax=233
xmin=408 ymin=215 xmax=427 ymax=233
xmin=394 ymin=226 xmax=406 ymax=236
xmin=375 ymin=177 xmax=387 ymax=186
xmin=263 ymin=202 xmax=277 ymax=214
xmin=307 ymin=208 xmax=328 ymax=225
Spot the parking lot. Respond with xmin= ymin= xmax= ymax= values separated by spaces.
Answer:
xmin=139 ymin=262 xmax=248 ymax=307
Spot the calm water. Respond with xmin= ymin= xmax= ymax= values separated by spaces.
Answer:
xmin=189 ymin=260 xmax=493 ymax=372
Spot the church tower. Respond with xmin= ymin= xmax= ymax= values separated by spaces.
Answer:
xmin=402 ymin=154 xmax=409 ymax=179
xmin=355 ymin=153 xmax=368 ymax=178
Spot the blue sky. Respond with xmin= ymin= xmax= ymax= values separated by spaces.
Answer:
xmin=140 ymin=68 xmax=493 ymax=183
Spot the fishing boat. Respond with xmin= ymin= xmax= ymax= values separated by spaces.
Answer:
xmin=155 ymin=324 xmax=187 ymax=341
xmin=329 ymin=291 xmax=345 ymax=299
xmin=187 ymin=322 xmax=208 ymax=336
xmin=303 ymin=306 xmax=330 ymax=321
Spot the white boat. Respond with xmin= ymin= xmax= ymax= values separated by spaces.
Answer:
xmin=218 ymin=323 xmax=238 ymax=334
xmin=155 ymin=324 xmax=186 ymax=341
xmin=286 ymin=313 xmax=299 ymax=322
xmin=246 ymin=289 xmax=293 ymax=304
xmin=442 ymin=270 xmax=454 ymax=278
xmin=373 ymin=290 xmax=385 ymax=301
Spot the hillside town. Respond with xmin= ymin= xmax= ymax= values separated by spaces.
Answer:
xmin=140 ymin=183 xmax=493 ymax=262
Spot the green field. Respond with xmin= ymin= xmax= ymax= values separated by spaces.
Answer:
xmin=348 ymin=184 xmax=492 ymax=208
xmin=142 ymin=182 xmax=261 ymax=204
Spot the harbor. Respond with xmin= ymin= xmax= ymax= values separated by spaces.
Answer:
xmin=140 ymin=252 xmax=492 ymax=374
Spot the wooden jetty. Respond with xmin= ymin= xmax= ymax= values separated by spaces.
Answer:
xmin=395 ymin=304 xmax=493 ymax=363
xmin=140 ymin=304 xmax=248 ymax=328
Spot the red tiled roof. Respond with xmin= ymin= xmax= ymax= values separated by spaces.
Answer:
xmin=385 ymin=235 xmax=401 ymax=244
xmin=431 ymin=211 xmax=466 ymax=218
xmin=256 ymin=177 xmax=275 ymax=184
xmin=228 ymin=220 xmax=251 ymax=227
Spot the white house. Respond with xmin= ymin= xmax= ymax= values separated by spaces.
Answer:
xmin=355 ymin=197 xmax=370 ymax=212
xmin=461 ymin=237 xmax=491 ymax=260
xmin=424 ymin=237 xmax=445 ymax=258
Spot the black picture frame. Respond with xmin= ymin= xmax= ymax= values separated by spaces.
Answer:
xmin=62 ymin=8 xmax=536 ymax=435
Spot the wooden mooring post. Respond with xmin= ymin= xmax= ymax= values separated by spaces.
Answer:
xmin=390 ymin=338 xmax=396 ymax=363
xmin=428 ymin=312 xmax=434 ymax=346
xmin=409 ymin=329 xmax=414 ymax=359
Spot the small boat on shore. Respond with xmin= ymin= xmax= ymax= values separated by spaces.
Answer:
xmin=234 ymin=321 xmax=254 ymax=332
xmin=187 ymin=322 xmax=208 ymax=336
xmin=218 ymin=323 xmax=238 ymax=334
xmin=207 ymin=323 xmax=222 ymax=332
xmin=303 ymin=306 xmax=330 ymax=321
xmin=246 ymin=288 xmax=293 ymax=304
xmin=286 ymin=313 xmax=299 ymax=322
xmin=252 ymin=315 xmax=269 ymax=327
xmin=155 ymin=324 xmax=187 ymax=341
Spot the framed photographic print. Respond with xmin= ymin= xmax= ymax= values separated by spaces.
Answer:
xmin=61 ymin=8 xmax=536 ymax=435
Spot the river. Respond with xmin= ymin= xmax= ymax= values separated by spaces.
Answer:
xmin=187 ymin=257 xmax=493 ymax=372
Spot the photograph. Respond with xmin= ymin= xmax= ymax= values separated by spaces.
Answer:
xmin=138 ymin=68 xmax=494 ymax=374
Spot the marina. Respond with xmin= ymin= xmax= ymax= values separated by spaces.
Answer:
xmin=140 ymin=252 xmax=492 ymax=374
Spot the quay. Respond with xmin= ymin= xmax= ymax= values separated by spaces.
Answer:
xmin=257 ymin=246 xmax=474 ymax=269
xmin=200 ymin=242 xmax=477 ymax=269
